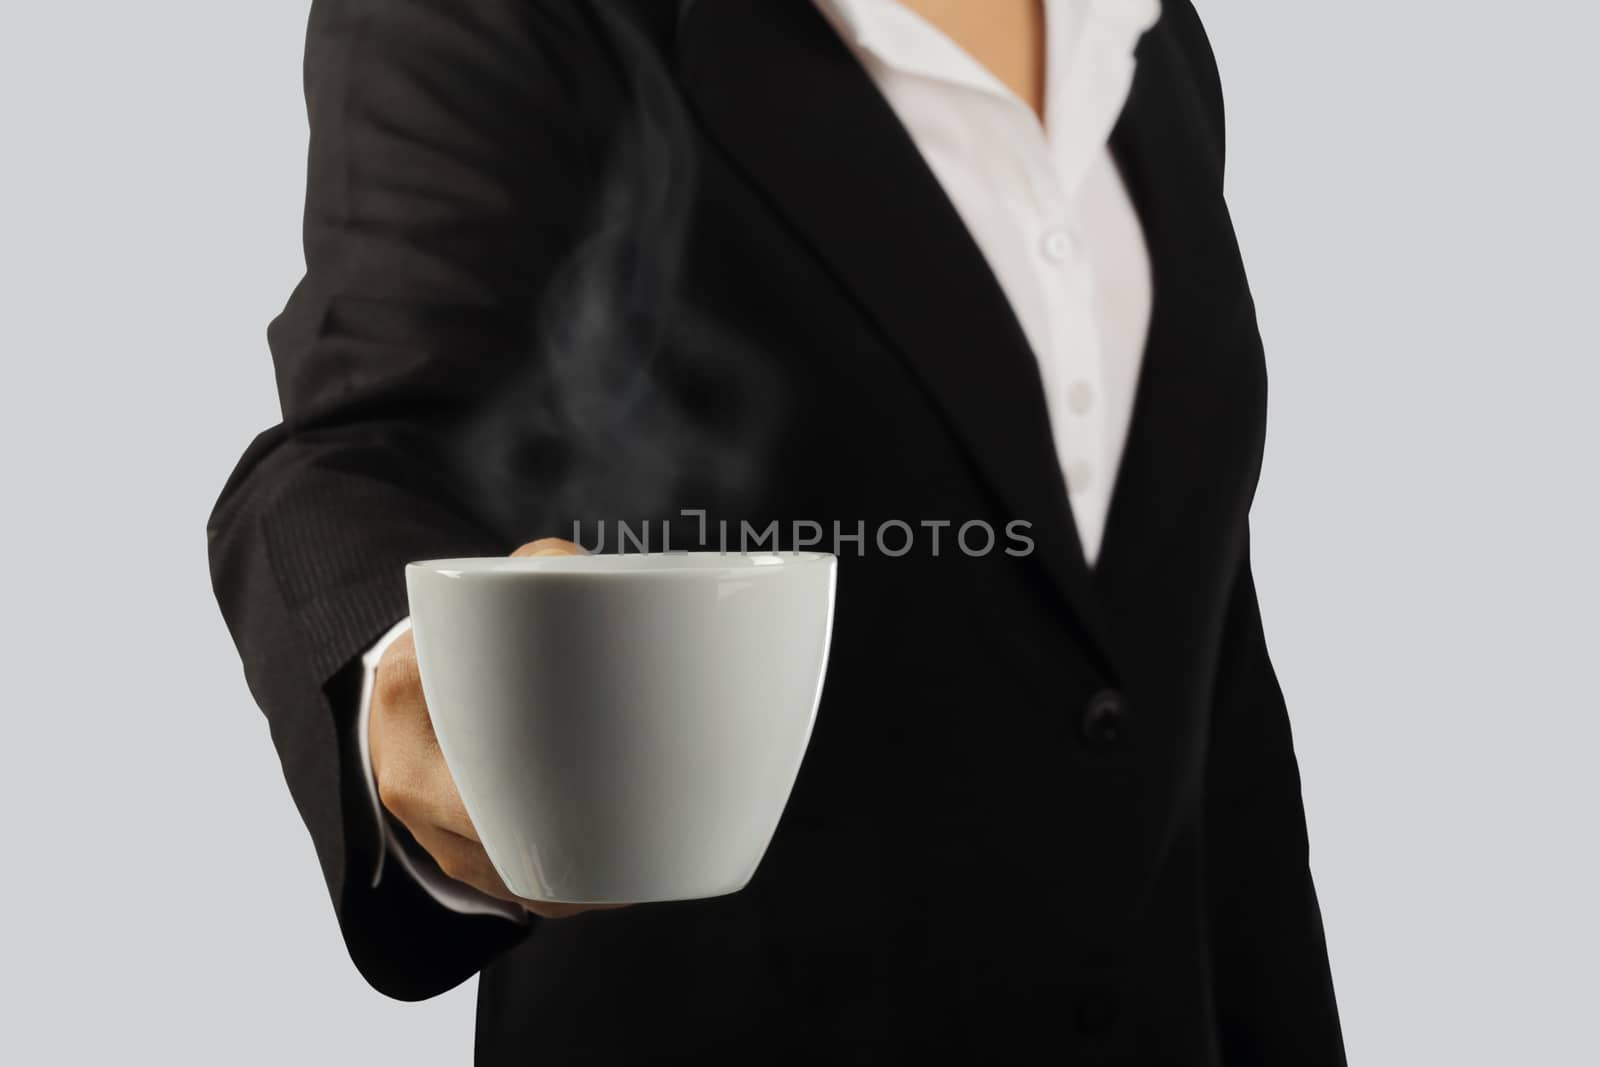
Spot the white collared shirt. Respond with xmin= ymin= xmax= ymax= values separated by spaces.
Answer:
xmin=359 ymin=0 xmax=1161 ymax=916
xmin=818 ymin=0 xmax=1158 ymax=564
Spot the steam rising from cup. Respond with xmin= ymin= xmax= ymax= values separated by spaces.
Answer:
xmin=449 ymin=9 xmax=779 ymax=544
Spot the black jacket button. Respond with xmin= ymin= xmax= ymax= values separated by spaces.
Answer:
xmin=1079 ymin=689 xmax=1128 ymax=748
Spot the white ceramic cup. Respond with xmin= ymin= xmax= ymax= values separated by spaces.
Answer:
xmin=405 ymin=551 xmax=837 ymax=903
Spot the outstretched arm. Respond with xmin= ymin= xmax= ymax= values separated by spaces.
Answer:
xmin=207 ymin=0 xmax=608 ymax=999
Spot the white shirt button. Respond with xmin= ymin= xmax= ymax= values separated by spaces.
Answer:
xmin=1065 ymin=459 xmax=1094 ymax=494
xmin=1040 ymin=227 xmax=1075 ymax=263
xmin=1067 ymin=379 xmax=1095 ymax=415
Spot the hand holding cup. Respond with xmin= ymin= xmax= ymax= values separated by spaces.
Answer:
xmin=369 ymin=538 xmax=625 ymax=917
xmin=391 ymin=539 xmax=836 ymax=906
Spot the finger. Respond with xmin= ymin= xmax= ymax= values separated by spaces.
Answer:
xmin=375 ymin=714 xmax=485 ymax=846
xmin=371 ymin=688 xmax=444 ymax=819
xmin=373 ymin=633 xmax=423 ymax=710
xmin=524 ymin=900 xmax=631 ymax=919
xmin=423 ymin=766 xmax=484 ymax=844
xmin=406 ymin=822 xmax=526 ymax=904
xmin=511 ymin=537 xmax=585 ymax=558
xmin=408 ymin=823 xmax=628 ymax=917
xmin=410 ymin=792 xmax=627 ymax=914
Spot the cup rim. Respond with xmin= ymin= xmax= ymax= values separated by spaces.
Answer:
xmin=408 ymin=551 xmax=837 ymax=578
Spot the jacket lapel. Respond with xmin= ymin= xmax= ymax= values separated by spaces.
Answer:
xmin=1093 ymin=17 xmax=1257 ymax=618
xmin=674 ymin=0 xmax=1122 ymax=678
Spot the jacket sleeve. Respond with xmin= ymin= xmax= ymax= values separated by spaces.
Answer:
xmin=1204 ymin=529 xmax=1347 ymax=1063
xmin=1167 ymin=8 xmax=1346 ymax=1058
xmin=206 ymin=0 xmax=603 ymax=1000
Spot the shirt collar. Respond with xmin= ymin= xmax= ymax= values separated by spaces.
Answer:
xmin=831 ymin=0 xmax=1013 ymax=100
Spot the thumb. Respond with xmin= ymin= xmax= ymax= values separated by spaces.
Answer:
xmin=511 ymin=537 xmax=586 ymax=558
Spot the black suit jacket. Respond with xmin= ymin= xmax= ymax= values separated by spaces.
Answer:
xmin=208 ymin=0 xmax=1345 ymax=1062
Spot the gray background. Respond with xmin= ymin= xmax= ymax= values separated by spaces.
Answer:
xmin=2 ymin=1 xmax=1595 ymax=1062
